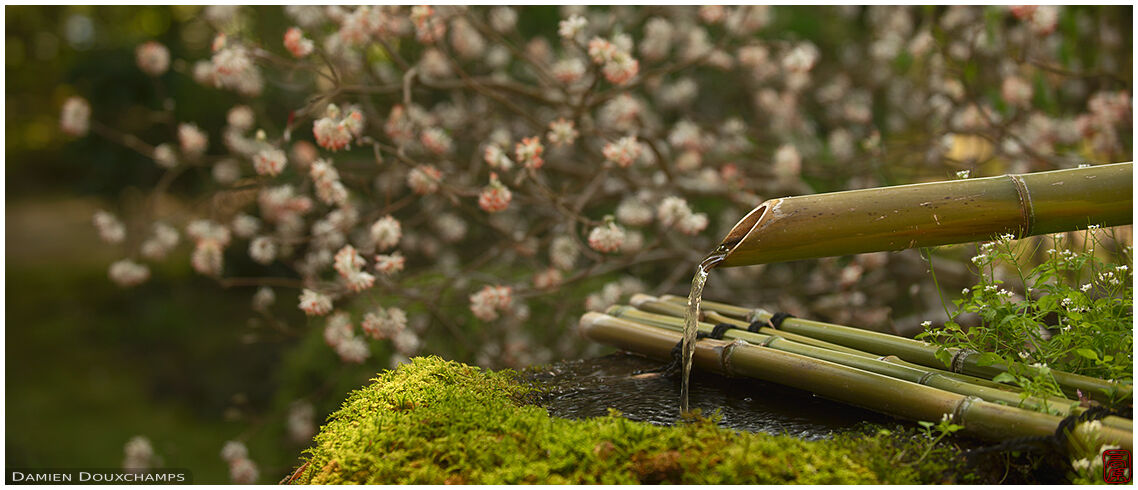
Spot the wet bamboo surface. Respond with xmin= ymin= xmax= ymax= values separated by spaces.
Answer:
xmin=578 ymin=311 xmax=1132 ymax=451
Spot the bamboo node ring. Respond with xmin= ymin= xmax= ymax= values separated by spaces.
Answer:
xmin=1009 ymin=174 xmax=1035 ymax=237
xmin=951 ymin=349 xmax=978 ymax=374
xmin=951 ymin=395 xmax=981 ymax=425
xmin=918 ymin=372 xmax=938 ymax=386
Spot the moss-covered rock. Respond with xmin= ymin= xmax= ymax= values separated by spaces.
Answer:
xmin=290 ymin=356 xmax=963 ymax=484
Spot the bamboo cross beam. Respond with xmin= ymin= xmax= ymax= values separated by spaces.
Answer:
xmin=578 ymin=312 xmax=1132 ymax=451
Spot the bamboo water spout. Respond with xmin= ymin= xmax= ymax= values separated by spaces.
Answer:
xmin=716 ymin=163 xmax=1132 ymax=267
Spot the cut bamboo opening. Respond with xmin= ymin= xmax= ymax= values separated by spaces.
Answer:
xmin=715 ymin=162 xmax=1132 ymax=267
xmin=578 ymin=312 xmax=1132 ymax=451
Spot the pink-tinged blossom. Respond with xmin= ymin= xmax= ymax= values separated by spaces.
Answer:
xmin=420 ymin=127 xmax=453 ymax=155
xmin=135 ymin=41 xmax=170 ymax=77
xmin=252 ymin=287 xmax=275 ymax=311
xmin=469 ymin=285 xmax=512 ymax=321
xmin=488 ymin=6 xmax=517 ymax=33
xmin=1009 ymin=6 xmax=1036 ymax=20
xmin=334 ymin=338 xmax=370 ymax=366
xmin=178 ymin=123 xmax=209 ymax=159
xmin=588 ymin=36 xmax=640 ymax=85
xmin=515 ymin=136 xmax=544 ymax=169
xmin=220 ymin=441 xmax=247 ymax=464
xmin=283 ymin=27 xmax=314 ymax=58
xmin=140 ymin=222 xmax=180 ymax=260
xmin=323 ymin=311 xmax=354 ymax=348
xmin=602 ymin=52 xmax=639 ymax=85
xmin=384 ymin=105 xmax=415 ymax=144
xmin=551 ymin=58 xmax=586 ymax=84
xmin=602 ymin=136 xmax=642 ymax=168
xmin=186 ymin=219 xmax=232 ymax=246
xmin=782 ymin=42 xmax=820 ymax=73
xmin=558 ymin=14 xmax=587 ymax=40
xmin=313 ymin=104 xmax=364 ymax=151
xmin=249 ymin=236 xmax=277 ymax=265
xmin=361 ymin=306 xmax=407 ymax=340
xmin=675 ymin=212 xmax=709 ymax=235
xmin=253 ymin=147 xmax=287 ymax=176
xmin=450 ymin=17 xmax=486 ymax=60
xmin=286 ymin=401 xmax=315 ymax=444
xmin=374 ymin=252 xmax=405 ymax=275
xmin=483 ymin=144 xmax=514 ymax=171
xmin=60 ymin=96 xmax=91 ymax=137
xmin=533 ymin=268 xmax=563 ymax=289
xmin=153 ymin=143 xmax=178 ymax=169
xmin=299 ymin=289 xmax=333 ymax=316
xmin=191 ymin=240 xmax=224 ymax=276
xmin=657 ymin=196 xmax=694 ymax=228
xmin=109 ymin=259 xmax=150 ymax=288
xmin=229 ymin=458 xmax=259 ymax=484
xmin=334 ymin=245 xmax=375 ymax=292
xmin=1001 ymin=76 xmax=1033 ymax=108
xmin=1029 ymin=6 xmax=1059 ymax=36
xmin=478 ymin=173 xmax=512 ymax=213
xmin=123 ymin=436 xmax=154 ymax=471
xmin=290 ymin=141 xmax=318 ymax=169
xmin=546 ymin=118 xmax=579 ymax=147
xmin=407 ymin=164 xmax=442 ymax=195
xmin=616 ymin=197 xmax=654 ymax=226
xmin=588 ymin=220 xmax=626 ymax=253
xmin=226 ymin=106 xmax=255 ymax=132
xmin=410 ymin=5 xmax=446 ymax=43
xmin=93 ymin=210 xmax=126 ymax=244
xmin=699 ymin=5 xmax=726 ymax=24
xmin=370 ymin=215 xmax=402 ymax=251
xmin=773 ymin=144 xmax=802 ymax=182
xmin=550 ymin=235 xmax=579 ymax=271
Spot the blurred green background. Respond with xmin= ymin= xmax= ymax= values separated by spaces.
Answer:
xmin=5 ymin=5 xmax=1132 ymax=483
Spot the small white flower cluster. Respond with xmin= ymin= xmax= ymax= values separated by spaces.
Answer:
xmin=588 ymin=220 xmax=626 ymax=253
xmin=656 ymin=196 xmax=709 ymax=235
xmin=286 ymin=401 xmax=316 ymax=444
xmin=361 ymin=306 xmax=407 ymax=340
xmin=135 ymin=41 xmax=170 ymax=77
xmin=186 ymin=220 xmax=231 ymax=277
xmin=122 ymin=435 xmax=155 ymax=471
xmin=298 ymin=289 xmax=333 ymax=316
xmin=585 ymin=277 xmax=645 ymax=312
xmin=220 ymin=441 xmax=259 ymax=484
xmin=469 ymin=285 xmax=512 ymax=321
xmin=333 ymin=245 xmax=375 ymax=292
xmin=93 ymin=210 xmax=126 ymax=244
xmin=602 ymin=136 xmax=642 ymax=168
xmin=587 ymin=36 xmax=640 ymax=85
xmin=313 ymin=104 xmax=365 ymax=152
xmin=323 ymin=311 xmax=371 ymax=363
xmin=60 ymin=96 xmax=90 ymax=137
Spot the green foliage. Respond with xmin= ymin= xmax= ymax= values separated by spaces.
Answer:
xmin=918 ymin=228 xmax=1133 ymax=408
xmin=293 ymin=356 xmax=969 ymax=484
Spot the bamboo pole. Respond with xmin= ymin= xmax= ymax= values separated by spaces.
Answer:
xmin=715 ymin=162 xmax=1132 ymax=267
xmin=578 ymin=312 xmax=1132 ymax=450
xmin=656 ymin=295 xmax=1133 ymax=403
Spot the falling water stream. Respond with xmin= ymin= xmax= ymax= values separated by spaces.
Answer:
xmin=681 ymin=246 xmax=729 ymax=414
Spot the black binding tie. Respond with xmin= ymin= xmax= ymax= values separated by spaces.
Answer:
xmin=768 ymin=312 xmax=796 ymax=330
xmin=636 ymin=323 xmax=737 ymax=377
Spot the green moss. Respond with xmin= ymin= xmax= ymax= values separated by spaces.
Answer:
xmin=291 ymin=356 xmax=965 ymax=484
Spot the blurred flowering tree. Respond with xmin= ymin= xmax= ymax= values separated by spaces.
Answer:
xmin=69 ymin=5 xmax=1132 ymax=368
xmin=59 ymin=6 xmax=1132 ymax=478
